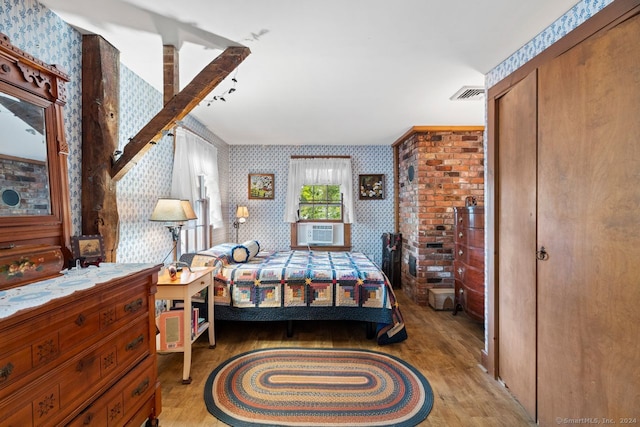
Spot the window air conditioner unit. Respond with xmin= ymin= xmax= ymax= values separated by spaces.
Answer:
xmin=308 ymin=224 xmax=334 ymax=244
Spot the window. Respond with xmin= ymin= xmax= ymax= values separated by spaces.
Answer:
xmin=299 ymin=184 xmax=342 ymax=221
xmin=284 ymin=157 xmax=355 ymax=223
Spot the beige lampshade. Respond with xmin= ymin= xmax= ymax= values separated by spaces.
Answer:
xmin=236 ymin=206 xmax=249 ymax=219
xmin=150 ymin=198 xmax=197 ymax=222
xmin=180 ymin=200 xmax=197 ymax=220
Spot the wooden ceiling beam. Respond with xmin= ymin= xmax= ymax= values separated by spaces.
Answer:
xmin=111 ymin=45 xmax=250 ymax=181
xmin=163 ymin=45 xmax=180 ymax=105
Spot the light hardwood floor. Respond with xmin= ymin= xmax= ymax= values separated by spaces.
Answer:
xmin=156 ymin=289 xmax=535 ymax=426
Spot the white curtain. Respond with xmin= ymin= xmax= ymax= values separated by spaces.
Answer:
xmin=284 ymin=157 xmax=355 ymax=223
xmin=171 ymin=127 xmax=223 ymax=228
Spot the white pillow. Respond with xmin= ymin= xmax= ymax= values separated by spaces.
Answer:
xmin=231 ymin=240 xmax=260 ymax=263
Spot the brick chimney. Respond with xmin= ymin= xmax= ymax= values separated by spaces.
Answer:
xmin=393 ymin=127 xmax=484 ymax=306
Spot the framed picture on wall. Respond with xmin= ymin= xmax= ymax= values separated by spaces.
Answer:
xmin=359 ymin=174 xmax=385 ymax=200
xmin=248 ymin=173 xmax=274 ymax=199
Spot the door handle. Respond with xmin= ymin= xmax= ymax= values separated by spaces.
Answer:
xmin=536 ymin=246 xmax=549 ymax=261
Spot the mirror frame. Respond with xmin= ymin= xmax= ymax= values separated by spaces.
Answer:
xmin=0 ymin=33 xmax=72 ymax=259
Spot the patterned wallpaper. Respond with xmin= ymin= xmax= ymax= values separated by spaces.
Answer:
xmin=0 ymin=0 xmax=83 ymax=233
xmin=486 ymin=0 xmax=614 ymax=87
xmin=0 ymin=0 xmax=227 ymax=264
xmin=1 ymin=0 xmax=613 ymax=266
xmin=229 ymin=145 xmax=395 ymax=266
xmin=115 ymin=67 xmax=170 ymax=263
xmin=114 ymin=77 xmax=231 ymax=263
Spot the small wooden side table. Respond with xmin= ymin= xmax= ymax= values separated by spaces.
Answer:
xmin=156 ymin=266 xmax=215 ymax=384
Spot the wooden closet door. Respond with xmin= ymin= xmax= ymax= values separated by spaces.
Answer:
xmin=496 ymin=71 xmax=538 ymax=420
xmin=537 ymin=12 xmax=640 ymax=424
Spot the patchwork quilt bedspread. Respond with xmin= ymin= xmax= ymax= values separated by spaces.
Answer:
xmin=190 ymin=249 xmax=407 ymax=344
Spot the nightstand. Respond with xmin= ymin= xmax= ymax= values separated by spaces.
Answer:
xmin=156 ymin=266 xmax=215 ymax=384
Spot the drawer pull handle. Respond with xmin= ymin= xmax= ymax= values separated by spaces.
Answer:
xmin=126 ymin=334 xmax=144 ymax=351
xmin=132 ymin=377 xmax=150 ymax=397
xmin=458 ymin=249 xmax=463 ymax=256
xmin=76 ymin=355 xmax=95 ymax=372
xmin=81 ymin=413 xmax=94 ymax=425
xmin=457 ymin=268 xmax=463 ymax=275
xmin=124 ymin=298 xmax=143 ymax=313
xmin=75 ymin=313 xmax=86 ymax=326
xmin=0 ymin=362 xmax=14 ymax=383
xmin=458 ymin=232 xmax=463 ymax=238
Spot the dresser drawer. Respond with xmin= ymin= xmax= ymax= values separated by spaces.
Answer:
xmin=58 ymin=316 xmax=149 ymax=409
xmin=0 ymin=265 xmax=160 ymax=427
xmin=114 ymin=317 xmax=151 ymax=368
xmin=462 ymin=285 xmax=485 ymax=321
xmin=1 ymin=401 xmax=32 ymax=426
xmin=455 ymin=206 xmax=484 ymax=229
xmin=0 ymin=331 xmax=60 ymax=393
xmin=456 ymin=244 xmax=484 ymax=267
xmin=60 ymin=285 xmax=150 ymax=350
xmin=68 ymin=356 xmax=156 ymax=427
xmin=453 ymin=206 xmax=485 ymax=323
xmin=454 ymin=261 xmax=484 ymax=288
xmin=0 ymin=316 xmax=151 ymax=426
xmin=456 ymin=227 xmax=484 ymax=247
xmin=0 ymin=284 xmax=149 ymax=398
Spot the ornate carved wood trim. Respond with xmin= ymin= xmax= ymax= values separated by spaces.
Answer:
xmin=0 ymin=33 xmax=69 ymax=104
xmin=0 ymin=33 xmax=72 ymax=262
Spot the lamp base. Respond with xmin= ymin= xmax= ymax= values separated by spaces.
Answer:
xmin=166 ymin=224 xmax=182 ymax=241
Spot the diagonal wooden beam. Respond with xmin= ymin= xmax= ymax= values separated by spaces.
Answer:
xmin=111 ymin=45 xmax=250 ymax=181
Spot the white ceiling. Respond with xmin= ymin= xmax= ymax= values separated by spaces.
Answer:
xmin=41 ymin=0 xmax=578 ymax=145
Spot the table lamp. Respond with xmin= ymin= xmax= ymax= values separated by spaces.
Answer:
xmin=150 ymin=198 xmax=197 ymax=263
xmin=233 ymin=205 xmax=249 ymax=243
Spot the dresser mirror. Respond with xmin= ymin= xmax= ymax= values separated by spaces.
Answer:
xmin=0 ymin=91 xmax=50 ymax=216
xmin=0 ymin=32 xmax=73 ymax=271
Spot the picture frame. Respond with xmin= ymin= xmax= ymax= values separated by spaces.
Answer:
xmin=71 ymin=235 xmax=105 ymax=263
xmin=359 ymin=174 xmax=385 ymax=200
xmin=248 ymin=173 xmax=274 ymax=199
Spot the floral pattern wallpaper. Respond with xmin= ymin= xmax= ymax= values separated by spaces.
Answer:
xmin=229 ymin=145 xmax=395 ymax=266
xmin=0 ymin=0 xmax=83 ymax=232
xmin=486 ymin=0 xmax=614 ymax=88
xmin=0 ymin=0 xmax=614 ymax=267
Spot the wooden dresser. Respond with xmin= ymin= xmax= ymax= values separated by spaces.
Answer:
xmin=453 ymin=206 xmax=485 ymax=322
xmin=0 ymin=265 xmax=161 ymax=426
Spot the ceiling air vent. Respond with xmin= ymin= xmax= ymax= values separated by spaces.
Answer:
xmin=450 ymin=86 xmax=485 ymax=101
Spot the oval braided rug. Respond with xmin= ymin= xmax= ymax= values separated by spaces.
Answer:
xmin=204 ymin=347 xmax=433 ymax=426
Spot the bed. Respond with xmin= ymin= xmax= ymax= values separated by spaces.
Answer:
xmin=180 ymin=242 xmax=407 ymax=345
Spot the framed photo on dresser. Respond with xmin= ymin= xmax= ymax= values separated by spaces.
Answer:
xmin=71 ymin=235 xmax=105 ymax=263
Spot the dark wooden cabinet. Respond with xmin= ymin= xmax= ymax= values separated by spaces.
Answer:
xmin=0 ymin=265 xmax=160 ymax=426
xmin=382 ymin=232 xmax=402 ymax=289
xmin=453 ymin=206 xmax=484 ymax=322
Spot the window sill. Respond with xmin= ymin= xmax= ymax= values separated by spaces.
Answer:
xmin=290 ymin=244 xmax=352 ymax=252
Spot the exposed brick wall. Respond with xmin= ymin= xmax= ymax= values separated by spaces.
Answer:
xmin=395 ymin=128 xmax=484 ymax=306
xmin=0 ymin=156 xmax=50 ymax=215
